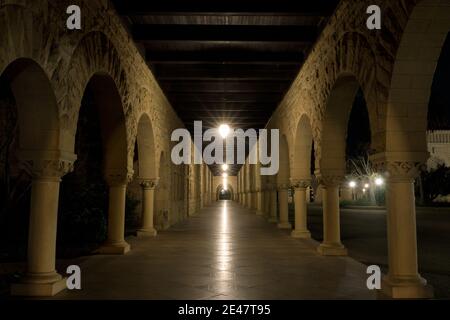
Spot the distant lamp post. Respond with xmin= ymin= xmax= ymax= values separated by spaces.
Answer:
xmin=375 ymin=177 xmax=384 ymax=186
xmin=349 ymin=181 xmax=357 ymax=200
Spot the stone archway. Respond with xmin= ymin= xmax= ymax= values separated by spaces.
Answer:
xmin=371 ymin=0 xmax=450 ymax=299
xmin=290 ymin=114 xmax=315 ymax=238
xmin=277 ymin=135 xmax=291 ymax=229
xmin=0 ymin=58 xmax=75 ymax=297
xmin=216 ymin=184 xmax=233 ymax=201
xmin=155 ymin=151 xmax=169 ymax=229
xmin=68 ymin=73 xmax=130 ymax=256
xmin=315 ymin=74 xmax=369 ymax=257
xmin=134 ymin=113 xmax=158 ymax=237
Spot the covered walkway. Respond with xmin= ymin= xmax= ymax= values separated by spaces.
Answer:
xmin=55 ymin=201 xmax=374 ymax=300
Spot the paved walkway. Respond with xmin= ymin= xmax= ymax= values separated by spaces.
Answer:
xmin=55 ymin=201 xmax=375 ymax=300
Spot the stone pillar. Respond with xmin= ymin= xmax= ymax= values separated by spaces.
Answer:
xmin=340 ymin=187 xmax=353 ymax=201
xmin=277 ymin=183 xmax=292 ymax=229
xmin=98 ymin=172 xmax=133 ymax=255
xmin=137 ymin=178 xmax=159 ymax=237
xmin=306 ymin=186 xmax=311 ymax=203
xmin=265 ymin=189 xmax=271 ymax=218
xmin=314 ymin=185 xmax=323 ymax=204
xmin=269 ymin=187 xmax=278 ymax=223
xmin=12 ymin=158 xmax=75 ymax=296
xmin=291 ymin=179 xmax=311 ymax=239
xmin=317 ymin=175 xmax=347 ymax=256
xmin=252 ymin=190 xmax=258 ymax=211
xmin=246 ymin=191 xmax=251 ymax=208
xmin=255 ymin=189 xmax=263 ymax=215
xmin=380 ymin=160 xmax=432 ymax=298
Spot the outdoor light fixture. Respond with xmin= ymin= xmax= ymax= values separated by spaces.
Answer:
xmin=349 ymin=181 xmax=357 ymax=188
xmin=222 ymin=164 xmax=229 ymax=171
xmin=219 ymin=124 xmax=231 ymax=139
xmin=375 ymin=177 xmax=384 ymax=186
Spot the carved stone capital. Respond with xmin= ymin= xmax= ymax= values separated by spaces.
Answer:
xmin=374 ymin=161 xmax=423 ymax=182
xmin=106 ymin=171 xmax=134 ymax=186
xmin=317 ymin=174 xmax=345 ymax=187
xmin=27 ymin=159 xmax=75 ymax=180
xmin=139 ymin=178 xmax=159 ymax=190
xmin=290 ymin=178 xmax=311 ymax=189
xmin=277 ymin=182 xmax=290 ymax=191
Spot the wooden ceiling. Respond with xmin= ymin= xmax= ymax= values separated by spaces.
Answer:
xmin=112 ymin=0 xmax=340 ymax=175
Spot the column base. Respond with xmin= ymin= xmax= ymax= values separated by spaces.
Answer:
xmin=11 ymin=272 xmax=66 ymax=297
xmin=97 ymin=241 xmax=130 ymax=255
xmin=268 ymin=217 xmax=278 ymax=223
xmin=317 ymin=243 xmax=348 ymax=256
xmin=291 ymin=230 xmax=311 ymax=239
xmin=277 ymin=222 xmax=292 ymax=230
xmin=255 ymin=211 xmax=264 ymax=216
xmin=137 ymin=228 xmax=157 ymax=237
xmin=379 ymin=275 xmax=433 ymax=299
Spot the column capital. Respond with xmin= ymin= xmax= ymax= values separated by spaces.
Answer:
xmin=316 ymin=174 xmax=345 ymax=187
xmin=106 ymin=171 xmax=134 ymax=186
xmin=290 ymin=178 xmax=311 ymax=189
xmin=376 ymin=160 xmax=423 ymax=182
xmin=139 ymin=178 xmax=159 ymax=190
xmin=370 ymin=152 xmax=428 ymax=182
xmin=26 ymin=158 xmax=76 ymax=180
xmin=277 ymin=182 xmax=290 ymax=191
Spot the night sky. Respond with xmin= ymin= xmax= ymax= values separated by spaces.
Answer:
xmin=429 ymin=33 xmax=450 ymax=130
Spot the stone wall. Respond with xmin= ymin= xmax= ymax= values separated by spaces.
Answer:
xmin=0 ymin=0 xmax=206 ymax=227
xmin=265 ymin=0 xmax=432 ymax=173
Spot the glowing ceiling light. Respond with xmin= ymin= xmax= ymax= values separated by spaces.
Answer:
xmin=349 ymin=181 xmax=357 ymax=188
xmin=222 ymin=164 xmax=229 ymax=171
xmin=222 ymin=173 xmax=228 ymax=178
xmin=219 ymin=124 xmax=231 ymax=139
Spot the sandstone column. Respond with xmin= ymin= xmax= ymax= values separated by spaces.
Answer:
xmin=268 ymin=185 xmax=278 ymax=223
xmin=12 ymin=158 xmax=75 ymax=296
xmin=246 ymin=190 xmax=251 ymax=208
xmin=277 ymin=183 xmax=292 ymax=229
xmin=255 ymin=188 xmax=263 ymax=215
xmin=137 ymin=178 xmax=159 ymax=237
xmin=380 ymin=160 xmax=432 ymax=298
xmin=99 ymin=172 xmax=132 ymax=254
xmin=291 ymin=179 xmax=312 ymax=239
xmin=317 ymin=175 xmax=347 ymax=256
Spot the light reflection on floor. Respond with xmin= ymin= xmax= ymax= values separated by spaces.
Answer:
xmin=215 ymin=202 xmax=234 ymax=288
xmin=55 ymin=200 xmax=376 ymax=300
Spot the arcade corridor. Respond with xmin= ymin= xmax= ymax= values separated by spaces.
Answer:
xmin=1 ymin=0 xmax=449 ymax=301
xmin=54 ymin=201 xmax=373 ymax=300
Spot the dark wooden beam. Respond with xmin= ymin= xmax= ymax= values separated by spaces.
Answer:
xmin=132 ymin=24 xmax=318 ymax=42
xmin=170 ymin=94 xmax=282 ymax=104
xmin=113 ymin=0 xmax=339 ymax=16
xmin=147 ymin=50 xmax=305 ymax=64
xmin=153 ymin=64 xmax=299 ymax=80
xmin=160 ymin=80 xmax=291 ymax=93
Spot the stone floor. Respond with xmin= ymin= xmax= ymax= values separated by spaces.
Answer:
xmin=54 ymin=201 xmax=376 ymax=300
